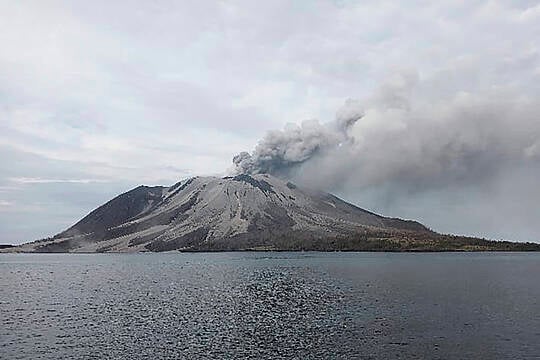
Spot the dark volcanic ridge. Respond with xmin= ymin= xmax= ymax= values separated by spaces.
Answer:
xmin=6 ymin=174 xmax=540 ymax=252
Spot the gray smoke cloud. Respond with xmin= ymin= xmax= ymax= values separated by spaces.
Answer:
xmin=232 ymin=71 xmax=540 ymax=241
xmin=231 ymin=111 xmax=363 ymax=177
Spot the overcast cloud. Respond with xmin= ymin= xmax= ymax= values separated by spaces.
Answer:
xmin=1 ymin=0 xmax=539 ymax=244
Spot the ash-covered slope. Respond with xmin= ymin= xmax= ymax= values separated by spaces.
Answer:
xmin=19 ymin=174 xmax=432 ymax=252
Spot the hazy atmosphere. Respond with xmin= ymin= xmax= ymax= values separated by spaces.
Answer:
xmin=1 ymin=0 xmax=540 ymax=244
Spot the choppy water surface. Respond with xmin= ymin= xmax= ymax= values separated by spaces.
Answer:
xmin=1 ymin=252 xmax=539 ymax=359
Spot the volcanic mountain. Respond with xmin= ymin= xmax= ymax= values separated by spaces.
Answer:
xmin=11 ymin=174 xmax=540 ymax=252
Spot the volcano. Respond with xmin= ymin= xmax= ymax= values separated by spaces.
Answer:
xmin=10 ymin=174 xmax=540 ymax=252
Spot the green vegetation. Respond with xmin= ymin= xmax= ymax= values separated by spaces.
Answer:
xmin=173 ymin=229 xmax=540 ymax=252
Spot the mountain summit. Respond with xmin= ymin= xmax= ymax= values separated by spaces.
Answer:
xmin=11 ymin=174 xmax=540 ymax=252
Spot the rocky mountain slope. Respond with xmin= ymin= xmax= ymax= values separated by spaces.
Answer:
xmin=8 ymin=174 xmax=540 ymax=252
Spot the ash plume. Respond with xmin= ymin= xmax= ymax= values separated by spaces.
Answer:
xmin=232 ymin=71 xmax=540 ymax=241
xmin=233 ymin=71 xmax=540 ymax=189
xmin=232 ymin=114 xmax=362 ymax=177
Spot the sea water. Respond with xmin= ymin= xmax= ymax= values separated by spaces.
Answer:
xmin=1 ymin=252 xmax=539 ymax=359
